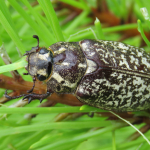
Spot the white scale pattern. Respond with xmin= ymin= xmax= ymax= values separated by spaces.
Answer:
xmin=76 ymin=40 xmax=150 ymax=111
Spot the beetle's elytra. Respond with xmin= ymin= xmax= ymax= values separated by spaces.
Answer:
xmin=5 ymin=35 xmax=150 ymax=112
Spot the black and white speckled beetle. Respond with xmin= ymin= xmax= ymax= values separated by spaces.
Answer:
xmin=5 ymin=35 xmax=150 ymax=112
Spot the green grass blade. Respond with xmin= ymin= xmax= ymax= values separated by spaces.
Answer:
xmin=7 ymin=0 xmax=55 ymax=46
xmin=0 ymin=121 xmax=114 ymax=137
xmin=94 ymin=18 xmax=105 ymax=40
xmin=138 ymin=19 xmax=150 ymax=47
xmin=60 ymin=0 xmax=89 ymax=10
xmin=65 ymin=11 xmax=89 ymax=34
xmin=0 ymin=57 xmax=27 ymax=73
xmin=21 ymin=0 xmax=55 ymax=44
xmin=0 ymin=0 xmax=17 ymax=33
xmin=0 ymin=106 xmax=107 ymax=114
xmin=0 ymin=10 xmax=26 ymax=54
xmin=35 ymin=123 xmax=124 ymax=150
xmin=38 ymin=0 xmax=65 ymax=42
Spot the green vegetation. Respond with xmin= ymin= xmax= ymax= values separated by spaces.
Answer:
xmin=0 ymin=0 xmax=150 ymax=149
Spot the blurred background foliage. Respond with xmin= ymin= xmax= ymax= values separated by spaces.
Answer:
xmin=0 ymin=0 xmax=150 ymax=150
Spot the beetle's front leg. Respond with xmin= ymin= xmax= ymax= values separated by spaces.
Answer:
xmin=23 ymin=91 xmax=51 ymax=103
xmin=5 ymin=90 xmax=51 ymax=103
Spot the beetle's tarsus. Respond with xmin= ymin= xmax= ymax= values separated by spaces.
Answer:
xmin=4 ymin=90 xmax=25 ymax=100
xmin=5 ymin=89 xmax=50 ymax=104
xmin=22 ymin=92 xmax=51 ymax=103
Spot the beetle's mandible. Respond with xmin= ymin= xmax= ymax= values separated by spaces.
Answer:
xmin=5 ymin=35 xmax=150 ymax=112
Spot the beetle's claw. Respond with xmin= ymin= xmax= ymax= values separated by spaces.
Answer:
xmin=23 ymin=94 xmax=34 ymax=103
xmin=4 ymin=90 xmax=9 ymax=98
xmin=40 ymin=98 xmax=43 ymax=103
xmin=28 ymin=97 xmax=32 ymax=104
xmin=4 ymin=90 xmax=13 ymax=99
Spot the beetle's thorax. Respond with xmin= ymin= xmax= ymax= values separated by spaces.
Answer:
xmin=47 ymin=42 xmax=87 ymax=94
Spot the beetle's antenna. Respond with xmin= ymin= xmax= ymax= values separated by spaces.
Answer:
xmin=33 ymin=35 xmax=39 ymax=49
xmin=23 ymin=35 xmax=40 ymax=56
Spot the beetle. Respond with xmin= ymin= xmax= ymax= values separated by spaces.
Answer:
xmin=5 ymin=35 xmax=150 ymax=112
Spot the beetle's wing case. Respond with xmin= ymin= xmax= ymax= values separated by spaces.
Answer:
xmin=47 ymin=42 xmax=87 ymax=93
xmin=76 ymin=39 xmax=150 ymax=112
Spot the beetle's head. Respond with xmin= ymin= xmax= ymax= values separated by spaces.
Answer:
xmin=24 ymin=35 xmax=53 ymax=81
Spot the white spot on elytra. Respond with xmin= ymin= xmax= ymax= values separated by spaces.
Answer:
xmin=85 ymin=59 xmax=98 ymax=74
xmin=82 ymin=43 xmax=88 ymax=49
xmin=119 ymin=54 xmax=130 ymax=69
xmin=79 ymin=87 xmax=84 ymax=93
xmin=130 ymin=55 xmax=135 ymax=63
xmin=90 ymin=52 xmax=95 ymax=56
xmin=141 ymin=57 xmax=150 ymax=68
xmin=118 ymin=43 xmax=129 ymax=50
xmin=137 ymin=51 xmax=143 ymax=57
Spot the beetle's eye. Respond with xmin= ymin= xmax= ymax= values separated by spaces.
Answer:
xmin=39 ymin=48 xmax=48 ymax=54
xmin=47 ymin=62 xmax=52 ymax=77
xmin=37 ymin=74 xmax=46 ymax=81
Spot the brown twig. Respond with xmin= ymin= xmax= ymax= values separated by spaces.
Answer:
xmin=0 ymin=74 xmax=82 ymax=106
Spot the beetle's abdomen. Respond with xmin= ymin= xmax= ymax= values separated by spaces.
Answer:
xmin=76 ymin=39 xmax=150 ymax=112
xmin=47 ymin=42 xmax=87 ymax=93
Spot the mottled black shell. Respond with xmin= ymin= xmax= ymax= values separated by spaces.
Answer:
xmin=75 ymin=40 xmax=150 ymax=112
xmin=26 ymin=38 xmax=150 ymax=112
